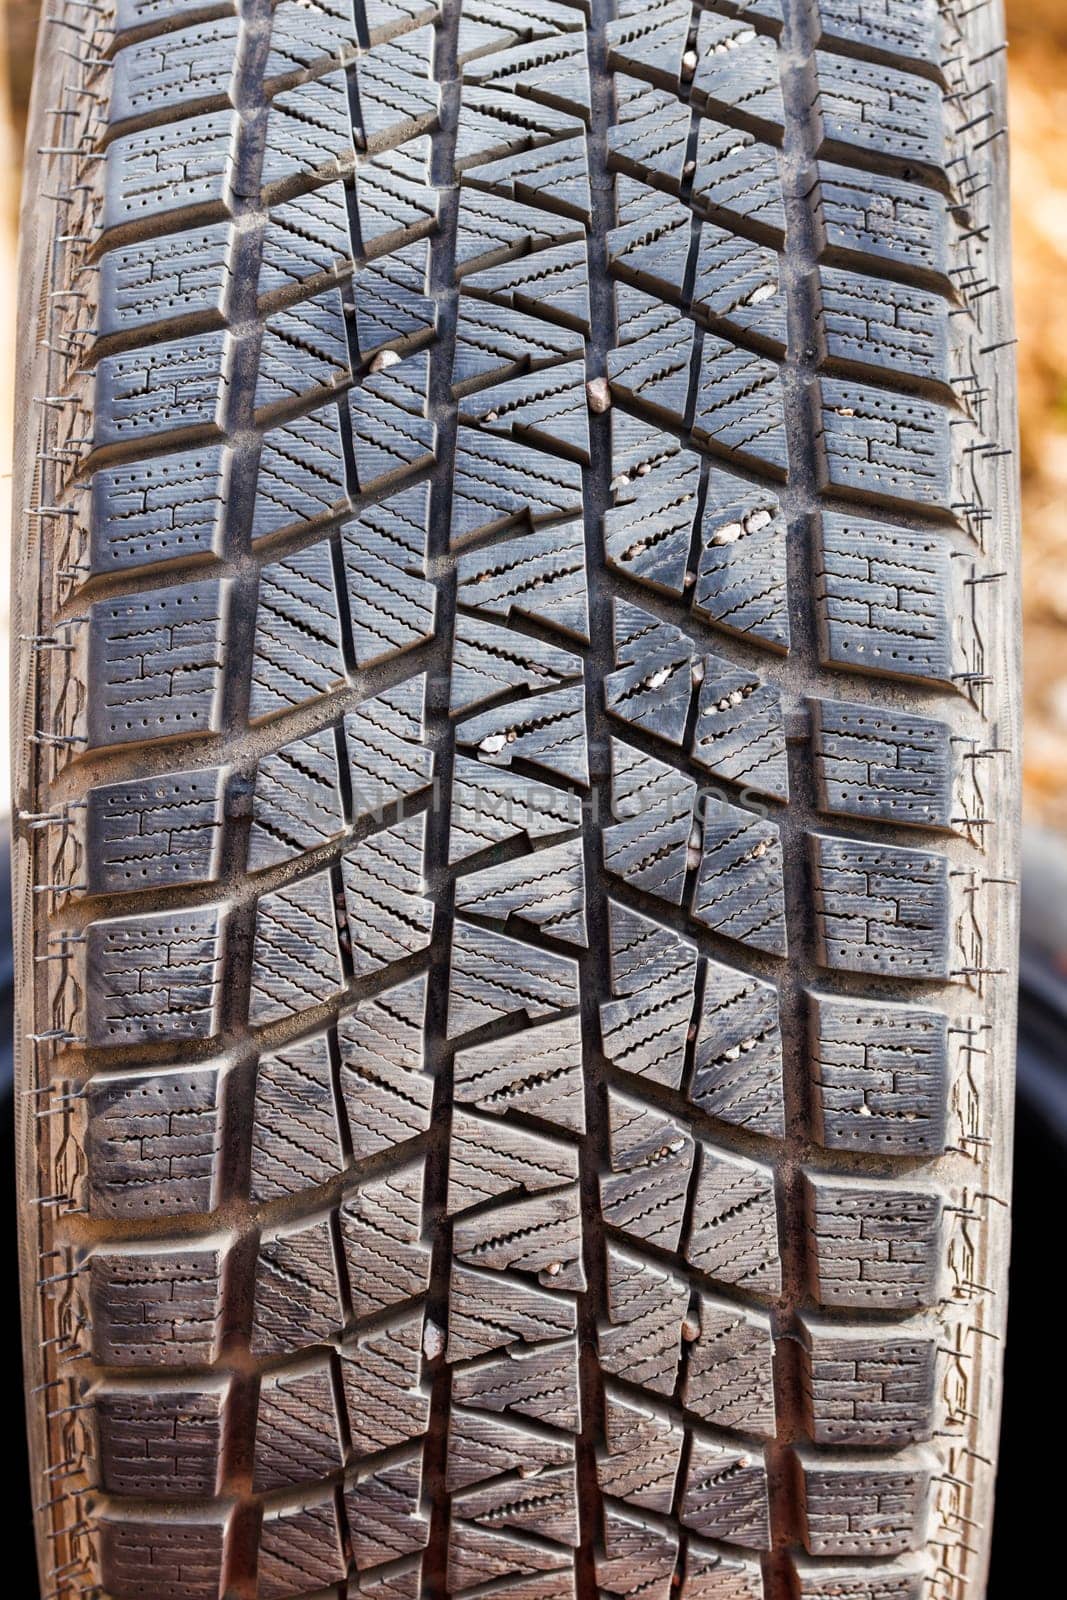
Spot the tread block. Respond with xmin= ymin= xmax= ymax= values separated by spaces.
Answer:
xmin=255 ymin=289 xmax=352 ymax=414
xmin=609 ymin=289 xmax=695 ymax=428
xmin=692 ymin=960 xmax=785 ymax=1136
xmin=458 ymin=357 xmax=591 ymax=463
xmin=341 ymin=814 xmax=432 ymax=975
xmin=252 ymin=404 xmax=349 ymax=545
xmin=692 ymin=333 xmax=789 ymax=476
xmin=447 ymin=1262 xmax=577 ymax=1361
xmin=457 ymin=683 xmax=589 ymax=786
xmin=692 ymin=117 xmax=785 ymax=241
xmin=448 ymin=1108 xmax=578 ymax=1213
xmin=693 ymin=657 xmax=790 ymax=801
xmin=248 ymin=726 xmax=345 ymax=871
xmin=462 ymin=30 xmax=591 ymax=121
xmin=337 ymin=976 xmax=432 ymax=1158
xmin=459 ymin=236 xmax=591 ymax=333
xmin=811 ymin=698 xmax=956 ymax=829
xmin=84 ymin=905 xmax=225 ymax=1046
xmin=692 ymin=11 xmax=784 ymax=140
xmin=601 ymin=901 xmax=697 ymax=1091
xmin=249 ymin=543 xmax=347 ymax=721
xmin=450 ymin=1338 xmax=581 ymax=1431
xmin=603 ymin=741 xmax=695 ymax=906
xmin=457 ymin=1 xmax=582 ymax=68
xmin=358 ymin=239 xmax=437 ymax=355
xmin=89 ymin=1243 xmax=224 ymax=1366
xmin=800 ymin=1317 xmax=938 ymax=1446
xmin=803 ymin=1173 xmax=943 ymax=1310
xmin=456 ymin=520 xmax=589 ymax=639
xmin=814 ymin=0 xmax=940 ymax=68
xmin=810 ymin=834 xmax=951 ymax=979
xmin=251 ymin=1216 xmax=344 ymax=1356
xmin=86 ymin=579 xmax=227 ymax=750
xmin=98 ymin=1511 xmax=227 ymax=1600
xmin=341 ymin=1160 xmax=432 ymax=1313
xmin=251 ymin=1034 xmax=344 ymax=1201
xmin=259 ymin=185 xmax=354 ymax=299
xmin=95 ymin=1383 xmax=225 ymax=1498
xmin=599 ymin=1387 xmax=683 ymax=1513
xmin=85 ymin=767 xmax=226 ymax=893
xmin=680 ymin=1434 xmax=771 ymax=1551
xmin=110 ymin=16 xmax=239 ymax=122
xmin=687 ymin=1145 xmax=781 ymax=1294
xmin=597 ymin=1505 xmax=677 ymax=1600
xmin=258 ymin=1493 xmax=348 ymax=1600
xmin=816 ymin=377 xmax=951 ymax=510
xmin=343 ymin=485 xmax=435 ymax=668
xmin=266 ymin=0 xmax=358 ymax=75
xmin=462 ymin=134 xmax=592 ymax=226
xmin=603 ymin=425 xmax=699 ymax=597
xmin=693 ymin=802 xmax=787 ymax=957
xmin=601 ymin=1087 xmax=695 ymax=1250
xmin=112 ymin=0 xmax=236 ymax=37
xmin=452 ymin=1182 xmax=585 ymax=1291
xmin=813 ymin=52 xmax=943 ymax=170
xmin=812 ymin=161 xmax=947 ymax=281
xmin=450 ymin=616 xmax=581 ymax=714
xmin=693 ymin=223 xmax=787 ymax=353
xmin=451 ymin=1463 xmax=580 ymax=1546
xmin=808 ymin=992 xmax=949 ymax=1154
xmin=103 ymin=109 xmax=239 ymax=235
xmin=350 ymin=350 xmax=436 ymax=493
xmin=607 ymin=599 xmax=693 ymax=746
xmin=451 ymin=425 xmax=584 ymax=545
xmin=815 ymin=512 xmax=956 ymax=685
xmin=356 ymin=135 xmax=439 ymax=256
xmin=797 ymin=1449 xmax=935 ymax=1558
xmin=455 ymin=77 xmax=584 ymax=171
xmin=600 ymin=1241 xmax=687 ymax=1397
xmin=792 ymin=1559 xmax=925 ymax=1600
xmin=687 ymin=1145 xmax=780 ymax=1292
xmin=92 ymin=331 xmax=231 ymax=448
xmin=346 ymin=674 xmax=433 ymax=822
xmin=249 ymin=871 xmax=344 ymax=1025
xmin=453 ymin=838 xmax=588 ymax=947
xmin=98 ymin=222 xmax=232 ymax=339
xmin=606 ymin=0 xmax=691 ymax=94
xmin=815 ymin=265 xmax=950 ymax=386
xmin=340 ymin=1308 xmax=430 ymax=1454
xmin=608 ymin=79 xmax=692 ymax=195
xmin=356 ymin=25 xmax=440 ymax=153
xmin=253 ymin=1357 xmax=346 ymax=1491
xmin=454 ymin=1015 xmax=586 ymax=1132
xmin=695 ymin=467 xmax=790 ymax=650
xmin=87 ymin=444 xmax=228 ymax=576
xmin=683 ymin=1295 xmax=776 ymax=1438
xmin=260 ymin=73 xmax=357 ymax=195
xmin=447 ymin=1523 xmax=572 ymax=1593
xmin=446 ymin=1407 xmax=574 ymax=1494
xmin=449 ymin=756 xmax=581 ymax=865
xmin=85 ymin=1065 xmax=222 ymax=1219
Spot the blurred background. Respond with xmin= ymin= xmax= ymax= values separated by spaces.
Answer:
xmin=0 ymin=0 xmax=1063 ymax=1590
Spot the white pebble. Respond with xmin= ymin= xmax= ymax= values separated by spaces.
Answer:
xmin=586 ymin=376 xmax=612 ymax=414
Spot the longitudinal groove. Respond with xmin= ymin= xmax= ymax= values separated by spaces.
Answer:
xmin=418 ymin=4 xmax=463 ymax=1593
xmin=763 ymin=4 xmax=825 ymax=1593
xmin=577 ymin=2 xmax=618 ymax=1590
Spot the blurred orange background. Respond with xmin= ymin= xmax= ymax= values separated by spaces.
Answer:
xmin=0 ymin=0 xmax=1064 ymax=833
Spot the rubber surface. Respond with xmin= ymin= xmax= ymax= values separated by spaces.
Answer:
xmin=10 ymin=2 xmax=1020 ymax=1599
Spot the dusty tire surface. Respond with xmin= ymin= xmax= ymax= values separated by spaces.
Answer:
xmin=11 ymin=2 xmax=1020 ymax=1598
